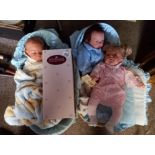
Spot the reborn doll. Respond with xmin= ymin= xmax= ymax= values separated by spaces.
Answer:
xmin=87 ymin=45 xmax=145 ymax=132
xmin=77 ymin=24 xmax=105 ymax=75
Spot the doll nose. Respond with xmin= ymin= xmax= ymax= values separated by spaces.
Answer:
xmin=109 ymin=55 xmax=114 ymax=58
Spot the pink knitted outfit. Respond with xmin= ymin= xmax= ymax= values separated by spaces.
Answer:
xmin=88 ymin=63 xmax=126 ymax=129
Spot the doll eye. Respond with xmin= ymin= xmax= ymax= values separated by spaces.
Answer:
xmin=106 ymin=54 xmax=112 ymax=57
xmin=31 ymin=50 xmax=42 ymax=54
xmin=31 ymin=51 xmax=37 ymax=55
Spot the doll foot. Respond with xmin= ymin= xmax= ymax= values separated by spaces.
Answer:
xmin=96 ymin=104 xmax=112 ymax=124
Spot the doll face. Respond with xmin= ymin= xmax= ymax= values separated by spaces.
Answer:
xmin=25 ymin=42 xmax=43 ymax=62
xmin=105 ymin=50 xmax=123 ymax=66
xmin=89 ymin=31 xmax=104 ymax=49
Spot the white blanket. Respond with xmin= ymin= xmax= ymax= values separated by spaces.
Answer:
xmin=4 ymin=69 xmax=61 ymax=129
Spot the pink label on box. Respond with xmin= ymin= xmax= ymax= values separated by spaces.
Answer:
xmin=43 ymin=49 xmax=75 ymax=119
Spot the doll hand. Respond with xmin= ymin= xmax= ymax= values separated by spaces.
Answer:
xmin=135 ymin=76 xmax=145 ymax=88
xmin=81 ymin=74 xmax=97 ymax=87
xmin=137 ymin=82 xmax=145 ymax=88
xmin=91 ymin=77 xmax=98 ymax=82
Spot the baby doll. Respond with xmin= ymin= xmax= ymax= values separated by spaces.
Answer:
xmin=77 ymin=24 xmax=105 ymax=76
xmin=23 ymin=36 xmax=48 ymax=85
xmin=87 ymin=45 xmax=145 ymax=132
xmin=4 ymin=36 xmax=49 ymax=127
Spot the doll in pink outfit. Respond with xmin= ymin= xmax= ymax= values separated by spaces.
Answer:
xmin=88 ymin=45 xmax=145 ymax=132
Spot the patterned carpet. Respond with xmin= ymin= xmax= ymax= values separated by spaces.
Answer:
xmin=0 ymin=37 xmax=35 ymax=134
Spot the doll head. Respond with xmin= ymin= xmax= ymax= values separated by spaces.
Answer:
xmin=24 ymin=36 xmax=47 ymax=62
xmin=104 ymin=45 xmax=132 ymax=66
xmin=83 ymin=24 xmax=105 ymax=49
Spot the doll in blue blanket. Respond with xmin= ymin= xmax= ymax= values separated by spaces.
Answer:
xmin=4 ymin=36 xmax=61 ymax=128
xmin=77 ymin=24 xmax=105 ymax=76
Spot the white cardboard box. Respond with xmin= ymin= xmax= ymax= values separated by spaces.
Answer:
xmin=43 ymin=49 xmax=75 ymax=119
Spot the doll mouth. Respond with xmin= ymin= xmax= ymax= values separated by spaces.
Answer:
xmin=108 ymin=59 xmax=114 ymax=62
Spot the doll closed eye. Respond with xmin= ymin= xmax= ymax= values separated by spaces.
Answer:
xmin=30 ymin=51 xmax=42 ymax=55
xmin=25 ymin=49 xmax=42 ymax=55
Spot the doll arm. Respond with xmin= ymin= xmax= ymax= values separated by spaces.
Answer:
xmin=80 ymin=64 xmax=101 ymax=88
xmin=77 ymin=49 xmax=91 ymax=75
xmin=81 ymin=74 xmax=96 ymax=88
xmin=125 ymin=69 xmax=145 ymax=88
xmin=90 ymin=63 xmax=102 ymax=82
